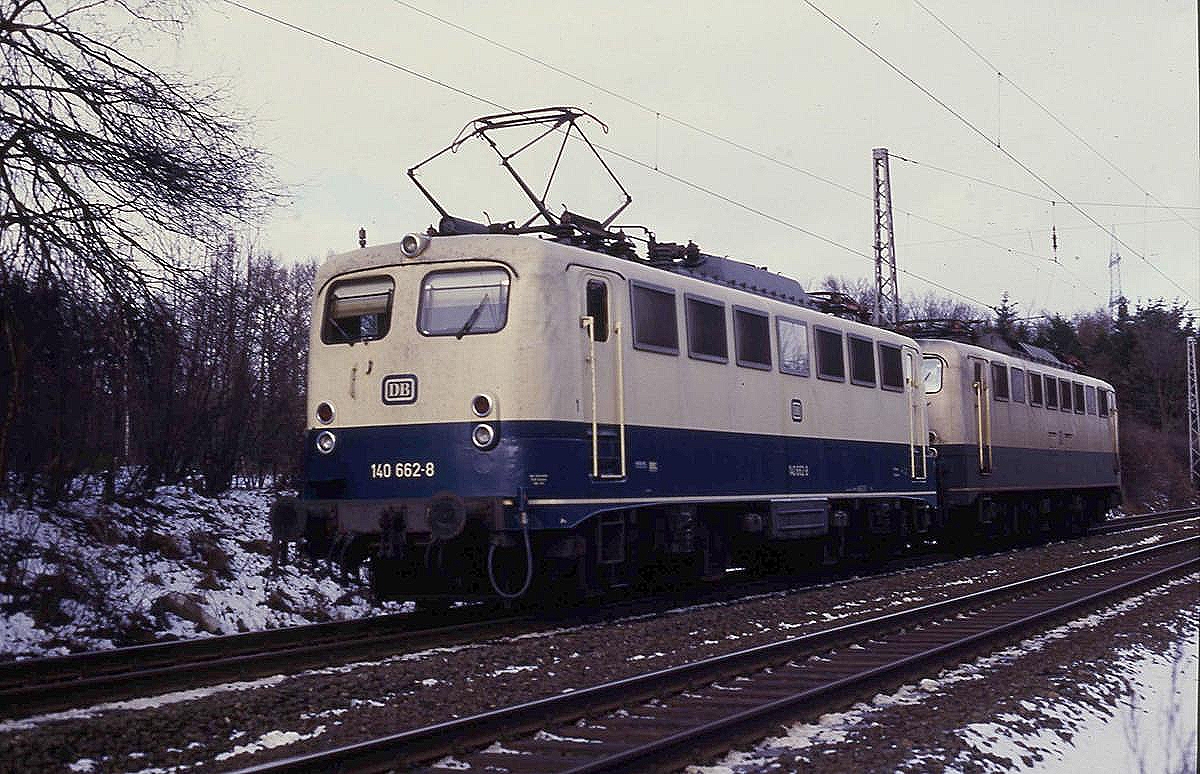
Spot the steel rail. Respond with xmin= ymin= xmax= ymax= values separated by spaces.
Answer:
xmin=233 ymin=534 xmax=1199 ymax=774
xmin=1092 ymin=505 xmax=1199 ymax=534
xmin=0 ymin=606 xmax=524 ymax=718
xmin=3 ymin=506 xmax=1192 ymax=721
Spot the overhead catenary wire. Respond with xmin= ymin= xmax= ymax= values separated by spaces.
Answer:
xmin=802 ymin=0 xmax=1196 ymax=306
xmin=902 ymin=215 xmax=1199 ymax=249
xmin=386 ymin=0 xmax=1096 ymax=298
xmin=891 ymin=153 xmax=1200 ymax=211
xmin=911 ymin=0 xmax=1200 ymax=237
xmin=219 ymin=0 xmax=999 ymax=310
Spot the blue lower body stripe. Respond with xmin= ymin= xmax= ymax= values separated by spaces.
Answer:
xmin=303 ymin=420 xmax=935 ymax=530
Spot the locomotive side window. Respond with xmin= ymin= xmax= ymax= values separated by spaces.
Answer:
xmin=322 ymin=275 xmax=394 ymax=345
xmin=991 ymin=363 xmax=1009 ymax=400
xmin=848 ymin=334 xmax=876 ymax=387
xmin=776 ymin=317 xmax=810 ymax=376
xmin=1072 ymin=382 xmax=1085 ymax=414
xmin=1028 ymin=372 xmax=1043 ymax=406
xmin=1098 ymin=389 xmax=1110 ymax=417
xmin=418 ymin=268 xmax=510 ymax=337
xmin=878 ymin=343 xmax=903 ymax=391
xmin=686 ymin=295 xmax=727 ymax=362
xmin=1044 ymin=376 xmax=1058 ymax=408
xmin=1085 ymin=385 xmax=1098 ymax=415
xmin=586 ymin=280 xmax=608 ymax=342
xmin=1059 ymin=379 xmax=1073 ymax=412
xmin=630 ymin=281 xmax=679 ymax=354
xmin=921 ymin=356 xmax=943 ymax=394
xmin=814 ymin=327 xmax=845 ymax=381
xmin=733 ymin=307 xmax=771 ymax=369
xmin=1011 ymin=367 xmax=1026 ymax=403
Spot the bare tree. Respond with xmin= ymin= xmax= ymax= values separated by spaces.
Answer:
xmin=0 ymin=0 xmax=275 ymax=306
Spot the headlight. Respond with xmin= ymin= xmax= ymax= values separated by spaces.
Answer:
xmin=471 ymin=394 xmax=493 ymax=417
xmin=400 ymin=233 xmax=430 ymax=258
xmin=316 ymin=430 xmax=337 ymax=454
xmin=316 ymin=402 xmax=335 ymax=424
xmin=471 ymin=423 xmax=496 ymax=450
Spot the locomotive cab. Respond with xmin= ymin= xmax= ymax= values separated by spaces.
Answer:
xmin=291 ymin=234 xmax=592 ymax=597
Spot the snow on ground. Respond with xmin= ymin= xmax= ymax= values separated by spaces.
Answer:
xmin=950 ymin=624 xmax=1198 ymax=773
xmin=0 ymin=481 xmax=406 ymax=659
xmin=689 ymin=574 xmax=1199 ymax=774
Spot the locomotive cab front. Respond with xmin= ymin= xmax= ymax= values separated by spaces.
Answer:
xmin=283 ymin=232 xmax=633 ymax=600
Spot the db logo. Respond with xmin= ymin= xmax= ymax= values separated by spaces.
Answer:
xmin=381 ymin=374 xmax=418 ymax=405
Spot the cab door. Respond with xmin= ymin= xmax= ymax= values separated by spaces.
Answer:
xmin=969 ymin=356 xmax=993 ymax=474
xmin=573 ymin=270 xmax=626 ymax=479
xmin=903 ymin=346 xmax=928 ymax=480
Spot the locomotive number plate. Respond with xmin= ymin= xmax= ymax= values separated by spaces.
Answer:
xmin=370 ymin=461 xmax=435 ymax=479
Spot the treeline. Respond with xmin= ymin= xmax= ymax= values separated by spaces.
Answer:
xmin=1020 ymin=299 xmax=1198 ymax=506
xmin=0 ymin=242 xmax=315 ymax=502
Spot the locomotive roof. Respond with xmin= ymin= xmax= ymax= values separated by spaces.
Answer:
xmin=919 ymin=338 xmax=1115 ymax=389
xmin=317 ymin=231 xmax=812 ymax=310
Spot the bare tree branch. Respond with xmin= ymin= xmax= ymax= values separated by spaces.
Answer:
xmin=1 ymin=0 xmax=276 ymax=307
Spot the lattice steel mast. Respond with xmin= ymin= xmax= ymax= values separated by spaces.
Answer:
xmin=1188 ymin=336 xmax=1199 ymax=488
xmin=1108 ymin=229 xmax=1123 ymax=315
xmin=872 ymin=148 xmax=900 ymax=327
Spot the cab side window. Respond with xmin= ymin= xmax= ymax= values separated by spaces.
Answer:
xmin=586 ymin=280 xmax=608 ymax=342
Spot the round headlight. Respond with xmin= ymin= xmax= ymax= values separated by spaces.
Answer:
xmin=471 ymin=423 xmax=496 ymax=450
xmin=316 ymin=430 xmax=337 ymax=454
xmin=400 ymin=233 xmax=429 ymax=258
xmin=316 ymin=402 xmax=335 ymax=424
xmin=471 ymin=394 xmax=493 ymax=417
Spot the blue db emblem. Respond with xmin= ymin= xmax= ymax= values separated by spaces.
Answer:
xmin=382 ymin=374 xmax=418 ymax=405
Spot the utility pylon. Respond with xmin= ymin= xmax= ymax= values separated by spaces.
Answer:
xmin=1188 ymin=336 xmax=1199 ymax=488
xmin=872 ymin=148 xmax=900 ymax=327
xmin=1108 ymin=229 xmax=1123 ymax=315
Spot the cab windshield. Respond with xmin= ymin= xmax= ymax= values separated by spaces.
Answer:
xmin=418 ymin=267 xmax=511 ymax=338
xmin=321 ymin=276 xmax=394 ymax=344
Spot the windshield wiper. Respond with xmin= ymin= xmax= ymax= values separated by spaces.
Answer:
xmin=455 ymin=293 xmax=490 ymax=339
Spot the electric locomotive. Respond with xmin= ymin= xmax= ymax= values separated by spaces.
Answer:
xmin=917 ymin=333 xmax=1120 ymax=538
xmin=273 ymin=108 xmax=938 ymax=601
xmin=272 ymin=108 xmax=1121 ymax=602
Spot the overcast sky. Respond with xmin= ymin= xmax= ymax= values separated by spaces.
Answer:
xmin=162 ymin=0 xmax=1199 ymax=317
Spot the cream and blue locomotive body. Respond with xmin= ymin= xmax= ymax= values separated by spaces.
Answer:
xmin=294 ymin=232 xmax=936 ymax=597
xmin=919 ymin=338 xmax=1121 ymax=535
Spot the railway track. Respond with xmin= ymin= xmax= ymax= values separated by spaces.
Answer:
xmin=1093 ymin=505 xmax=1199 ymax=534
xmin=233 ymin=534 xmax=1199 ymax=774
xmin=2 ymin=506 xmax=1193 ymax=721
xmin=0 ymin=603 xmax=527 ymax=719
